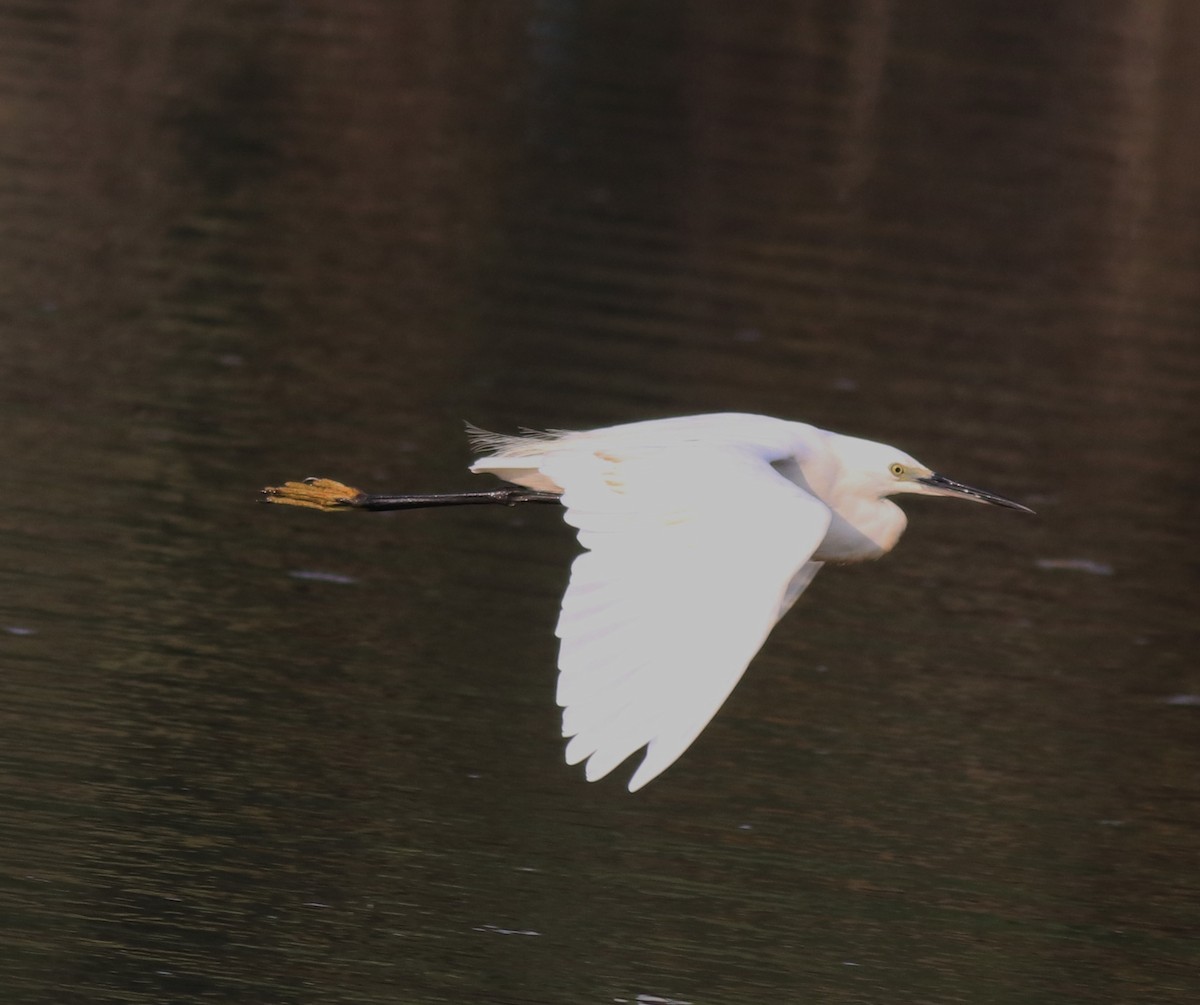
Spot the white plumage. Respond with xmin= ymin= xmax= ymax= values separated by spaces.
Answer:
xmin=467 ymin=413 xmax=1031 ymax=791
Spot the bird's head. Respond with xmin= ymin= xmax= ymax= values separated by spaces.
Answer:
xmin=826 ymin=433 xmax=1034 ymax=513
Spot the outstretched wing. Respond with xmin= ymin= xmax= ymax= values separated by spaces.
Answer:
xmin=540 ymin=443 xmax=831 ymax=791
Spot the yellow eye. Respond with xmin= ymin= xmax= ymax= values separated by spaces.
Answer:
xmin=889 ymin=463 xmax=907 ymax=477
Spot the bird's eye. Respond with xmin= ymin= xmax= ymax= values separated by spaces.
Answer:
xmin=889 ymin=463 xmax=907 ymax=477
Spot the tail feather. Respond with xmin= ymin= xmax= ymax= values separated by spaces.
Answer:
xmin=465 ymin=423 xmax=570 ymax=492
xmin=464 ymin=422 xmax=570 ymax=458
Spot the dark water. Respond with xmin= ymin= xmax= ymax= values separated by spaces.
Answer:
xmin=2 ymin=3 xmax=1198 ymax=1002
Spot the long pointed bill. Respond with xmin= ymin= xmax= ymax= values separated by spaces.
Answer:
xmin=917 ymin=473 xmax=1035 ymax=514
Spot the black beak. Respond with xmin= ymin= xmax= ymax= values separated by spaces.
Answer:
xmin=917 ymin=473 xmax=1036 ymax=514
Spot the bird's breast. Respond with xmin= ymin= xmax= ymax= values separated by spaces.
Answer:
xmin=813 ymin=499 xmax=908 ymax=563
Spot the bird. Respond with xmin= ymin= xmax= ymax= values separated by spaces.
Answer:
xmin=262 ymin=412 xmax=1033 ymax=792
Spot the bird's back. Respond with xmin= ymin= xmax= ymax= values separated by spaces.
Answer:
xmin=468 ymin=413 xmax=818 ymax=491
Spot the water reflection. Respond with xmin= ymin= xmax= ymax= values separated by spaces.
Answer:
xmin=1 ymin=2 xmax=1198 ymax=1003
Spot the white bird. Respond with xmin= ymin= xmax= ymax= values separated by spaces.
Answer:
xmin=263 ymin=412 xmax=1033 ymax=792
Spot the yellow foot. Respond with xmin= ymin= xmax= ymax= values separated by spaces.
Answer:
xmin=260 ymin=477 xmax=366 ymax=511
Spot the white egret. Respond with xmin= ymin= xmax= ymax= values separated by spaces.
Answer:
xmin=263 ymin=412 xmax=1033 ymax=791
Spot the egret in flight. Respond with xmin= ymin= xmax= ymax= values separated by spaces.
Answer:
xmin=263 ymin=413 xmax=1033 ymax=791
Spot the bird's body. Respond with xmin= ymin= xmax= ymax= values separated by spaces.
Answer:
xmin=264 ymin=412 xmax=1032 ymax=792
xmin=464 ymin=413 xmax=1031 ymax=790
xmin=469 ymin=412 xmax=907 ymax=562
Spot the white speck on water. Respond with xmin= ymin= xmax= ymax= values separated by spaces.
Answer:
xmin=474 ymin=923 xmax=541 ymax=937
xmin=1035 ymin=558 xmax=1114 ymax=575
xmin=1163 ymin=694 xmax=1200 ymax=706
xmin=289 ymin=569 xmax=358 ymax=585
xmin=636 ymin=996 xmax=693 ymax=1004
xmin=3 ymin=626 xmax=36 ymax=635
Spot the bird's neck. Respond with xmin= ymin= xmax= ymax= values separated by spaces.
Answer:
xmin=813 ymin=497 xmax=908 ymax=563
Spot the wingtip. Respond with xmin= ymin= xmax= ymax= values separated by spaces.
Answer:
xmin=625 ymin=758 xmax=660 ymax=792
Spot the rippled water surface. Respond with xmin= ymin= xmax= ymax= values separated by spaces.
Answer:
xmin=2 ymin=4 xmax=1198 ymax=1003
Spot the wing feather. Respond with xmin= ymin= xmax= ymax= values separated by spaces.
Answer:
xmin=539 ymin=443 xmax=831 ymax=790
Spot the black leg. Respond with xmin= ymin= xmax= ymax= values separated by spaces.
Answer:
xmin=261 ymin=477 xmax=562 ymax=512
xmin=353 ymin=487 xmax=564 ymax=511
